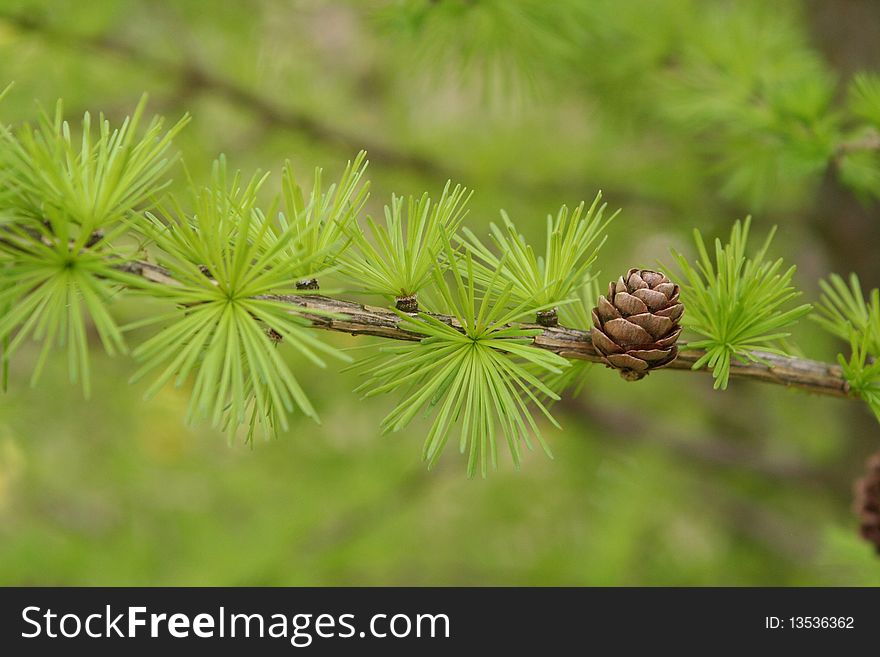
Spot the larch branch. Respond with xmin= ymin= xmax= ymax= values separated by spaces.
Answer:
xmin=119 ymin=260 xmax=852 ymax=400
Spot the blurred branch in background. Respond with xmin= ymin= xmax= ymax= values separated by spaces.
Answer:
xmin=0 ymin=9 xmax=445 ymax=176
xmin=0 ymin=7 xmax=687 ymax=216
xmin=566 ymin=398 xmax=830 ymax=486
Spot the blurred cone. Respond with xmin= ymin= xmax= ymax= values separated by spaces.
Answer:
xmin=591 ymin=268 xmax=683 ymax=380
xmin=854 ymin=452 xmax=880 ymax=554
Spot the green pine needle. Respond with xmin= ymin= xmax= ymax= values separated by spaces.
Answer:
xmin=849 ymin=73 xmax=880 ymax=128
xmin=671 ymin=216 xmax=812 ymax=389
xmin=839 ymin=333 xmax=880 ymax=423
xmin=813 ymin=272 xmax=880 ymax=419
xmin=342 ymin=180 xmax=471 ymax=302
xmin=536 ymin=277 xmax=600 ymax=398
xmin=0 ymin=98 xmax=186 ymax=396
xmin=0 ymin=231 xmax=132 ymax=397
xmin=814 ymin=272 xmax=880 ymax=355
xmin=461 ymin=191 xmax=615 ymax=310
xmin=278 ymin=151 xmax=370 ymax=279
xmin=130 ymin=158 xmax=349 ymax=442
xmin=557 ymin=275 xmax=600 ymax=331
xmin=0 ymin=95 xmax=189 ymax=234
xmin=354 ymin=245 xmax=569 ymax=477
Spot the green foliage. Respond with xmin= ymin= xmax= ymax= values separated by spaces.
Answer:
xmin=672 ymin=217 xmax=811 ymax=389
xmin=0 ymin=98 xmax=186 ymax=396
xmin=461 ymin=193 xmax=614 ymax=312
xmin=377 ymin=0 xmax=587 ymax=95
xmin=837 ymin=149 xmax=880 ymax=202
xmin=815 ymin=273 xmax=880 ymax=354
xmin=838 ymin=334 xmax=880 ymax=423
xmin=1 ymin=0 xmax=878 ymax=586
xmin=129 ymin=159 xmax=348 ymax=441
xmin=0 ymin=220 xmax=136 ymax=397
xmin=659 ymin=2 xmax=839 ymax=208
xmin=0 ymin=95 xmax=188 ymax=232
xmin=277 ymin=151 xmax=370 ymax=280
xmin=354 ymin=246 xmax=569 ymax=477
xmin=814 ymin=273 xmax=880 ymax=418
xmin=342 ymin=181 xmax=471 ymax=302
xmin=542 ymin=278 xmax=601 ymax=398
xmin=849 ymin=73 xmax=880 ymax=128
xmin=839 ymin=74 xmax=880 ymax=200
xmin=558 ymin=276 xmax=600 ymax=331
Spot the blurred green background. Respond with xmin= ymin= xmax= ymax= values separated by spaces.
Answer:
xmin=1 ymin=0 xmax=880 ymax=585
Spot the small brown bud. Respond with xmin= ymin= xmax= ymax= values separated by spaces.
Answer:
xmin=296 ymin=278 xmax=319 ymax=290
xmin=395 ymin=294 xmax=419 ymax=313
xmin=84 ymin=229 xmax=104 ymax=248
xmin=536 ymin=308 xmax=558 ymax=327
xmin=266 ymin=328 xmax=283 ymax=344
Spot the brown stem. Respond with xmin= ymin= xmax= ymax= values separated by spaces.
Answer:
xmin=118 ymin=260 xmax=853 ymax=400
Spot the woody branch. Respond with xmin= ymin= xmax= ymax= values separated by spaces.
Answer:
xmin=120 ymin=260 xmax=851 ymax=400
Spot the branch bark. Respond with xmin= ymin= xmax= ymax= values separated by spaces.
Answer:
xmin=120 ymin=260 xmax=852 ymax=400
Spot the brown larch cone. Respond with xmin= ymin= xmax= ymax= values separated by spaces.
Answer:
xmin=854 ymin=452 xmax=880 ymax=554
xmin=590 ymin=268 xmax=683 ymax=381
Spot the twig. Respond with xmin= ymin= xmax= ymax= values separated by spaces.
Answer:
xmin=119 ymin=259 xmax=853 ymax=400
